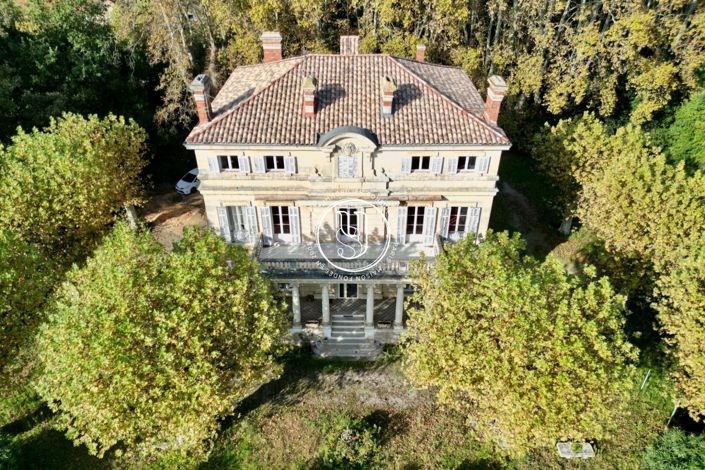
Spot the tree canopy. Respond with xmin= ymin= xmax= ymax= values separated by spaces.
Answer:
xmin=34 ymin=223 xmax=288 ymax=459
xmin=0 ymin=229 xmax=57 ymax=368
xmin=654 ymin=90 xmax=705 ymax=172
xmin=0 ymin=113 xmax=147 ymax=263
xmin=402 ymin=231 xmax=637 ymax=455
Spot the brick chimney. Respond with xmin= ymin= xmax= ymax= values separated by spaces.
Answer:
xmin=261 ymin=31 xmax=282 ymax=63
xmin=190 ymin=74 xmax=212 ymax=125
xmin=340 ymin=35 xmax=359 ymax=55
xmin=381 ymin=76 xmax=397 ymax=117
xmin=483 ymin=75 xmax=507 ymax=125
xmin=416 ymin=44 xmax=426 ymax=61
xmin=302 ymin=76 xmax=317 ymax=116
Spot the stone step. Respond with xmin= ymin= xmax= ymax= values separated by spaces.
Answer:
xmin=331 ymin=314 xmax=364 ymax=320
xmin=328 ymin=336 xmax=368 ymax=344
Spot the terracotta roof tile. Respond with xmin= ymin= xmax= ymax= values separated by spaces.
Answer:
xmin=186 ymin=54 xmax=509 ymax=146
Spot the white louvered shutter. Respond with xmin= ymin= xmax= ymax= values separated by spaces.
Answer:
xmin=396 ymin=207 xmax=408 ymax=244
xmin=447 ymin=157 xmax=458 ymax=174
xmin=465 ymin=207 xmax=481 ymax=238
xmin=253 ymin=156 xmax=266 ymax=173
xmin=260 ymin=207 xmax=274 ymax=245
xmin=245 ymin=206 xmax=257 ymax=242
xmin=284 ymin=156 xmax=297 ymax=174
xmin=439 ymin=208 xmax=451 ymax=238
xmin=431 ymin=156 xmax=443 ymax=175
xmin=208 ymin=156 xmax=220 ymax=174
xmin=217 ymin=207 xmax=232 ymax=242
xmin=289 ymin=206 xmax=301 ymax=244
xmin=401 ymin=157 xmax=411 ymax=174
xmin=238 ymin=155 xmax=251 ymax=173
xmin=477 ymin=156 xmax=490 ymax=174
xmin=350 ymin=155 xmax=359 ymax=177
xmin=423 ymin=207 xmax=437 ymax=246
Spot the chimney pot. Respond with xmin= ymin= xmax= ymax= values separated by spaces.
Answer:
xmin=261 ymin=31 xmax=282 ymax=63
xmin=416 ymin=44 xmax=427 ymax=61
xmin=483 ymin=75 xmax=507 ymax=125
xmin=381 ymin=76 xmax=397 ymax=117
xmin=340 ymin=35 xmax=360 ymax=55
xmin=302 ymin=76 xmax=318 ymax=116
xmin=190 ymin=74 xmax=212 ymax=125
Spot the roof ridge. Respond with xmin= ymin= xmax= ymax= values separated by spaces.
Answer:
xmin=388 ymin=56 xmax=507 ymax=141
xmin=233 ymin=56 xmax=302 ymax=69
xmin=188 ymin=58 xmax=305 ymax=141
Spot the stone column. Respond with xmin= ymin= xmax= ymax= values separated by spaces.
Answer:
xmin=321 ymin=284 xmax=331 ymax=337
xmin=394 ymin=284 xmax=405 ymax=329
xmin=291 ymin=284 xmax=301 ymax=330
xmin=365 ymin=284 xmax=375 ymax=338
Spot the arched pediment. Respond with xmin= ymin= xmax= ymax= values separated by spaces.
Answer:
xmin=317 ymin=126 xmax=379 ymax=151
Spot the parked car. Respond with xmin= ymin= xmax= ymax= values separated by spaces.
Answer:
xmin=175 ymin=169 xmax=200 ymax=195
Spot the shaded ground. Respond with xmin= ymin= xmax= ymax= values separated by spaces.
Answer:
xmin=489 ymin=151 xmax=564 ymax=257
xmin=139 ymin=188 xmax=207 ymax=249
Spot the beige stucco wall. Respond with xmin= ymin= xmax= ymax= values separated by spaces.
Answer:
xmin=188 ymin=132 xmax=509 ymax=246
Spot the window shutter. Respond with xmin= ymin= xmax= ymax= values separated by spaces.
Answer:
xmin=245 ymin=206 xmax=258 ymax=243
xmin=440 ymin=208 xmax=451 ymax=238
xmin=350 ymin=155 xmax=359 ymax=177
xmin=447 ymin=157 xmax=458 ymax=174
xmin=289 ymin=206 xmax=301 ymax=244
xmin=396 ymin=207 xmax=407 ymax=244
xmin=260 ymin=207 xmax=274 ymax=245
xmin=401 ymin=157 xmax=411 ymax=174
xmin=431 ymin=156 xmax=443 ymax=175
xmin=284 ymin=156 xmax=297 ymax=174
xmin=338 ymin=155 xmax=350 ymax=177
xmin=253 ymin=156 xmax=266 ymax=173
xmin=423 ymin=207 xmax=437 ymax=246
xmin=217 ymin=207 xmax=232 ymax=242
xmin=238 ymin=155 xmax=251 ymax=173
xmin=465 ymin=207 xmax=481 ymax=238
xmin=477 ymin=156 xmax=490 ymax=174
xmin=208 ymin=156 xmax=220 ymax=174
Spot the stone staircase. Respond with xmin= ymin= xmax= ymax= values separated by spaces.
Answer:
xmin=312 ymin=301 xmax=383 ymax=359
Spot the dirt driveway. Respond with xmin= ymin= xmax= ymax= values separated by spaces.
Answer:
xmin=139 ymin=190 xmax=207 ymax=249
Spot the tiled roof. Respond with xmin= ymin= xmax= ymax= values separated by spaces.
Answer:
xmin=186 ymin=54 xmax=510 ymax=146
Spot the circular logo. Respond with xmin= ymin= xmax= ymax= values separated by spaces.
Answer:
xmin=315 ymin=198 xmax=392 ymax=273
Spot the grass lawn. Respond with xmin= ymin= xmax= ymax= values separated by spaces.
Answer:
xmin=1 ymin=347 xmax=673 ymax=469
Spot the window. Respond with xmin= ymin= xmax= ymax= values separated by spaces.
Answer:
xmin=337 ymin=207 xmax=360 ymax=238
xmin=457 ymin=156 xmax=477 ymax=171
xmin=338 ymin=283 xmax=358 ymax=298
xmin=227 ymin=206 xmax=247 ymax=232
xmin=405 ymin=206 xmax=426 ymax=235
xmin=265 ymin=155 xmax=285 ymax=171
xmin=411 ymin=156 xmax=431 ymax=171
xmin=219 ymin=155 xmax=240 ymax=171
xmin=448 ymin=207 xmax=468 ymax=233
xmin=271 ymin=206 xmax=290 ymax=234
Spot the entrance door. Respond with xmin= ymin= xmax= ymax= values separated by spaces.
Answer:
xmin=338 ymin=283 xmax=358 ymax=299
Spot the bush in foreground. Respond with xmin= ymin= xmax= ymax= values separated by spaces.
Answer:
xmin=34 ymin=223 xmax=288 ymax=460
xmin=642 ymin=429 xmax=705 ymax=469
xmin=402 ymin=232 xmax=637 ymax=455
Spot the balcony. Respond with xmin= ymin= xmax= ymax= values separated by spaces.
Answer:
xmin=255 ymin=238 xmax=439 ymax=279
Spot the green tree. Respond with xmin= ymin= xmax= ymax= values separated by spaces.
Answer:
xmin=577 ymin=125 xmax=705 ymax=264
xmin=34 ymin=223 xmax=288 ymax=460
xmin=532 ymin=112 xmax=610 ymax=218
xmin=642 ymin=429 xmax=705 ymax=470
xmin=0 ymin=229 xmax=57 ymax=368
xmin=654 ymin=91 xmax=705 ymax=172
xmin=402 ymin=231 xmax=637 ymax=455
xmin=0 ymin=0 xmax=155 ymax=141
xmin=0 ymin=113 xmax=147 ymax=262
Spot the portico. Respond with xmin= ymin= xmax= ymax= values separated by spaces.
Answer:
xmin=285 ymin=280 xmax=409 ymax=342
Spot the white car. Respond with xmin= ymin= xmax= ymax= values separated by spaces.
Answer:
xmin=175 ymin=169 xmax=200 ymax=195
